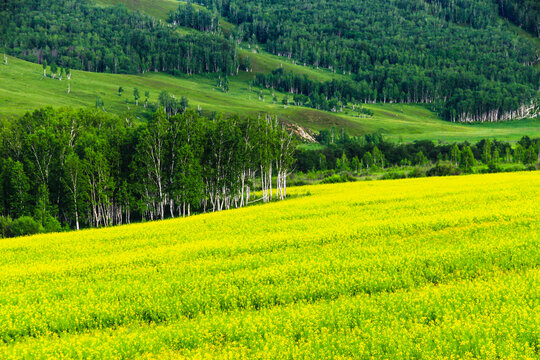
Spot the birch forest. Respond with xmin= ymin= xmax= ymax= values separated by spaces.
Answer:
xmin=0 ymin=108 xmax=295 ymax=232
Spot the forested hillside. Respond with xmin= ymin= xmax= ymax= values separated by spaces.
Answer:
xmin=192 ymin=0 xmax=539 ymax=122
xmin=496 ymin=0 xmax=540 ymax=37
xmin=0 ymin=0 xmax=239 ymax=75
xmin=0 ymin=0 xmax=538 ymax=125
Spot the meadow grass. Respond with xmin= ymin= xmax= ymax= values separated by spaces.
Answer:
xmin=92 ymin=0 xmax=180 ymax=20
xmin=0 ymin=172 xmax=538 ymax=359
xmin=1 ymin=55 xmax=539 ymax=142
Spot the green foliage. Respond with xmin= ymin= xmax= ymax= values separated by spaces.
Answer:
xmin=133 ymin=88 xmax=140 ymax=105
xmin=1 ymin=159 xmax=30 ymax=218
xmin=255 ymin=69 xmax=366 ymax=112
xmin=362 ymin=152 xmax=373 ymax=169
xmin=216 ymin=75 xmax=230 ymax=92
xmin=296 ymin=131 xmax=537 ymax=176
xmin=482 ymin=139 xmax=492 ymax=164
xmin=95 ymin=96 xmax=104 ymax=109
xmin=42 ymin=215 xmax=62 ymax=233
xmin=484 ymin=162 xmax=503 ymax=174
xmin=451 ymin=144 xmax=461 ymax=165
xmin=426 ymin=164 xmax=462 ymax=177
xmin=414 ymin=151 xmax=428 ymax=166
xmin=1 ymin=0 xmax=237 ymax=75
xmin=523 ymin=146 xmax=538 ymax=165
xmin=0 ymin=107 xmax=296 ymax=231
xmin=408 ymin=167 xmax=425 ymax=178
xmin=169 ymin=3 xmax=220 ymax=32
xmin=338 ymin=152 xmax=349 ymax=171
xmin=319 ymin=173 xmax=356 ymax=184
xmin=351 ymin=156 xmax=360 ymax=174
xmin=0 ymin=217 xmax=12 ymax=238
xmin=513 ymin=144 xmax=525 ymax=163
xmin=211 ymin=0 xmax=539 ymax=122
xmin=1 ymin=55 xmax=538 ymax=142
xmin=9 ymin=216 xmax=41 ymax=237
xmin=318 ymin=153 xmax=327 ymax=171
xmin=158 ymin=91 xmax=189 ymax=117
xmin=497 ymin=0 xmax=540 ymax=36
xmin=459 ymin=146 xmax=476 ymax=173
xmin=93 ymin=0 xmax=179 ymax=20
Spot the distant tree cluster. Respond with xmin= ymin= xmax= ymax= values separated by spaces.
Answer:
xmin=255 ymin=69 xmax=362 ymax=112
xmin=295 ymin=130 xmax=540 ymax=173
xmin=0 ymin=0 xmax=238 ymax=75
xmin=496 ymin=0 xmax=540 ymax=36
xmin=0 ymin=108 xmax=295 ymax=237
xmin=196 ymin=0 xmax=539 ymax=122
xmin=169 ymin=3 xmax=220 ymax=33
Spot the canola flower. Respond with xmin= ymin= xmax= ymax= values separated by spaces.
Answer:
xmin=0 ymin=172 xmax=538 ymax=359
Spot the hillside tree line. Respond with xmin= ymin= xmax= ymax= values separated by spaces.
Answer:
xmin=0 ymin=108 xmax=295 ymax=237
xmin=182 ymin=0 xmax=539 ymax=122
xmin=295 ymin=131 xmax=540 ymax=175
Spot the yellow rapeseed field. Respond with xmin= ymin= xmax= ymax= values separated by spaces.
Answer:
xmin=0 ymin=172 xmax=538 ymax=359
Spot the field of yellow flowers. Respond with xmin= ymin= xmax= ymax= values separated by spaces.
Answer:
xmin=0 ymin=172 xmax=538 ymax=359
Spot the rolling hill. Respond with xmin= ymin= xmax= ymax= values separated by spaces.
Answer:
xmin=0 ymin=1 xmax=539 ymax=357
xmin=0 ymin=0 xmax=538 ymax=142
xmin=2 ymin=55 xmax=539 ymax=142
xmin=0 ymin=172 xmax=538 ymax=358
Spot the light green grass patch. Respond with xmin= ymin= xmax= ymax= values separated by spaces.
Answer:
xmin=1 ymin=56 xmax=538 ymax=142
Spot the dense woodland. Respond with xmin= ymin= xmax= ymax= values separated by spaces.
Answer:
xmin=496 ymin=0 xmax=540 ymax=36
xmin=0 ymin=108 xmax=295 ymax=237
xmin=254 ymin=69 xmax=364 ymax=112
xmin=0 ymin=0 xmax=539 ymax=237
xmin=0 ymin=0 xmax=238 ymax=75
xmin=194 ymin=0 xmax=539 ymax=122
xmin=169 ymin=3 xmax=220 ymax=33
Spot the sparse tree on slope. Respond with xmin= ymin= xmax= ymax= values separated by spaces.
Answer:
xmin=133 ymin=88 xmax=140 ymax=106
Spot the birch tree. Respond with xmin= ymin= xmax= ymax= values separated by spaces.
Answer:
xmin=63 ymin=152 xmax=84 ymax=230
xmin=137 ymin=109 xmax=168 ymax=220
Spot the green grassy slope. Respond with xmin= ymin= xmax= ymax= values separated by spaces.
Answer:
xmin=237 ymin=47 xmax=347 ymax=82
xmin=68 ymin=0 xmax=539 ymax=142
xmin=92 ymin=0 xmax=179 ymax=20
xmin=2 ymin=56 xmax=539 ymax=142
xmin=0 ymin=172 xmax=538 ymax=358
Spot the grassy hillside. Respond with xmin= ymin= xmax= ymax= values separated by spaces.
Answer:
xmin=2 ymin=56 xmax=539 ymax=142
xmin=237 ymin=47 xmax=347 ymax=82
xmin=92 ymin=0 xmax=179 ymax=20
xmin=0 ymin=172 xmax=538 ymax=358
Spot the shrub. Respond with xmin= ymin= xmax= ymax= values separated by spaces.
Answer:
xmin=381 ymin=172 xmax=407 ymax=180
xmin=0 ymin=216 xmax=13 ymax=238
xmin=320 ymin=174 xmax=343 ymax=184
xmin=9 ymin=216 xmax=41 ymax=237
xmin=426 ymin=164 xmax=461 ymax=177
xmin=43 ymin=215 xmax=62 ymax=233
xmin=481 ymin=162 xmax=502 ymax=174
xmin=408 ymin=167 xmax=425 ymax=178
xmin=503 ymin=165 xmax=525 ymax=172
xmin=320 ymin=173 xmax=356 ymax=184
